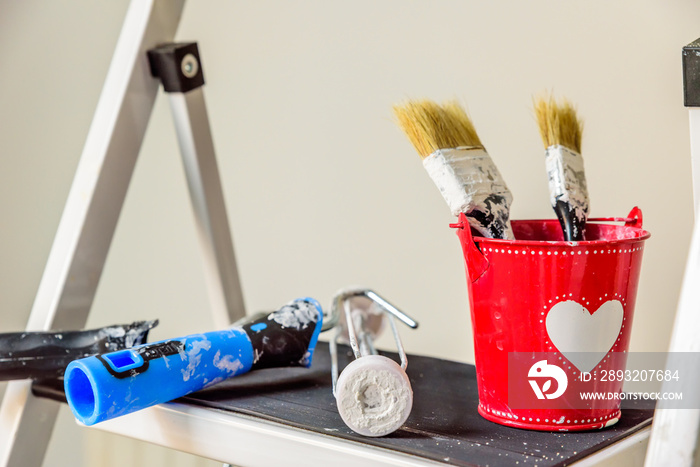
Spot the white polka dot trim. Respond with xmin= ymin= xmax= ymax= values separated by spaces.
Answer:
xmin=480 ymin=245 xmax=643 ymax=256
xmin=481 ymin=405 xmax=621 ymax=426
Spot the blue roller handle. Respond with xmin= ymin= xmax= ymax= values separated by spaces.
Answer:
xmin=64 ymin=298 xmax=323 ymax=425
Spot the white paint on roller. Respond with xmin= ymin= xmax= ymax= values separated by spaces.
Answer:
xmin=269 ymin=300 xmax=318 ymax=330
xmin=212 ymin=349 xmax=244 ymax=374
xmin=181 ymin=337 xmax=211 ymax=382
xmin=545 ymin=144 xmax=589 ymax=220
xmin=335 ymin=355 xmax=413 ymax=437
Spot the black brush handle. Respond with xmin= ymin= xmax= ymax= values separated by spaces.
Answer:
xmin=553 ymin=200 xmax=586 ymax=241
xmin=241 ymin=300 xmax=323 ymax=370
xmin=0 ymin=321 xmax=156 ymax=381
xmin=466 ymin=194 xmax=513 ymax=240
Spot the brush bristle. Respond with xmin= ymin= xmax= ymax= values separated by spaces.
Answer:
xmin=534 ymin=95 xmax=583 ymax=153
xmin=393 ymin=99 xmax=483 ymax=159
xmin=442 ymin=100 xmax=483 ymax=149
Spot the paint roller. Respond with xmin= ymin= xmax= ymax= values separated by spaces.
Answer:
xmin=64 ymin=298 xmax=324 ymax=425
xmin=329 ymin=288 xmax=418 ymax=437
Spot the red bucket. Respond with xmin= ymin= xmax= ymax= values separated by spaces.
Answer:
xmin=451 ymin=207 xmax=650 ymax=431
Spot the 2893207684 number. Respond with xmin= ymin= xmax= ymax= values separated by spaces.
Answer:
xmin=599 ymin=369 xmax=680 ymax=382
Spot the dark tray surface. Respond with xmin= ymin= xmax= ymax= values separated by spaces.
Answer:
xmin=33 ymin=342 xmax=654 ymax=466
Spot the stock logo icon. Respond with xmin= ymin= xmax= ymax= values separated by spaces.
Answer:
xmin=528 ymin=360 xmax=568 ymax=400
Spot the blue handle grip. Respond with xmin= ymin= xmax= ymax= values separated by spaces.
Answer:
xmin=65 ymin=298 xmax=323 ymax=425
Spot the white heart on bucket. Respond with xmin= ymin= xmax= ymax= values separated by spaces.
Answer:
xmin=545 ymin=300 xmax=623 ymax=373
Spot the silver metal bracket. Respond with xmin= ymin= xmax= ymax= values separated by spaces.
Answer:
xmin=326 ymin=288 xmax=418 ymax=397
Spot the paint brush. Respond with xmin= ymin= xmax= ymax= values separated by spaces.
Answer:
xmin=0 ymin=321 xmax=157 ymax=381
xmin=534 ymin=95 xmax=589 ymax=241
xmin=393 ymin=99 xmax=514 ymax=239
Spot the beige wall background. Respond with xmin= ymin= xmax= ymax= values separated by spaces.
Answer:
xmin=1 ymin=1 xmax=699 ymax=465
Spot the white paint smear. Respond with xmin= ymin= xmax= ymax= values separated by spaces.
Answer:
xmin=269 ymin=300 xmax=318 ymax=330
xmin=181 ymin=338 xmax=212 ymax=382
xmin=213 ymin=350 xmax=244 ymax=374
xmin=545 ymin=145 xmax=590 ymax=220
xmin=422 ymin=146 xmax=514 ymax=238
xmin=422 ymin=147 xmax=510 ymax=214
xmin=336 ymin=362 xmax=412 ymax=437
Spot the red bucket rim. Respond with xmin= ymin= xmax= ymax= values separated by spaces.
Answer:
xmin=451 ymin=207 xmax=650 ymax=248
xmin=474 ymin=219 xmax=650 ymax=248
